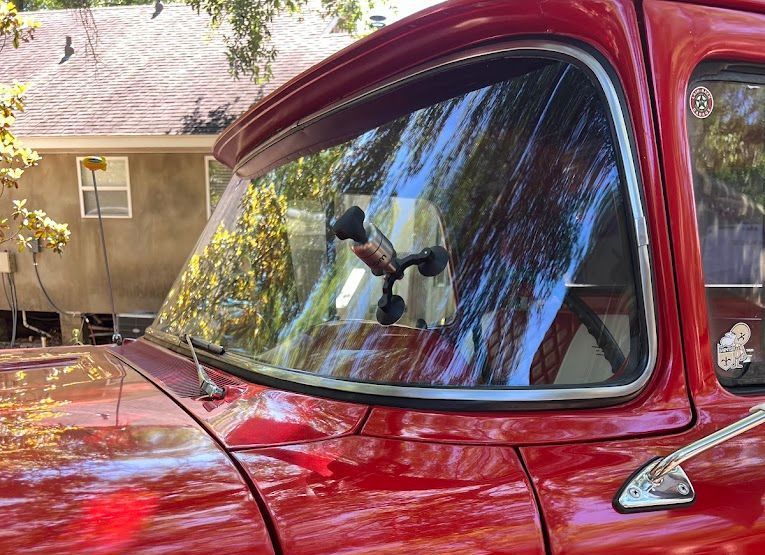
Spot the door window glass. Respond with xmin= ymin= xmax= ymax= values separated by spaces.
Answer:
xmin=688 ymin=69 xmax=765 ymax=387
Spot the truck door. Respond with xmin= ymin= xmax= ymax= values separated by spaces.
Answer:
xmin=522 ymin=2 xmax=765 ymax=552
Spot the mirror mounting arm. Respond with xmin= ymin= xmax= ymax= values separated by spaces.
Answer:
xmin=376 ymin=247 xmax=446 ymax=325
xmin=614 ymin=403 xmax=765 ymax=513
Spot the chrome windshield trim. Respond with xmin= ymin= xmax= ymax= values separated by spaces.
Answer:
xmin=150 ymin=41 xmax=657 ymax=404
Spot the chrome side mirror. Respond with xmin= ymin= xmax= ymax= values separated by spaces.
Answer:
xmin=614 ymin=403 xmax=765 ymax=513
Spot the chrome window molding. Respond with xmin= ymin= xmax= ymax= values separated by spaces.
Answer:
xmin=149 ymin=41 xmax=657 ymax=404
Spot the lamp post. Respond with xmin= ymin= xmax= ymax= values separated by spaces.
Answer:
xmin=81 ymin=156 xmax=122 ymax=345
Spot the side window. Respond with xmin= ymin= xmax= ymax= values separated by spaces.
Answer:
xmin=205 ymin=156 xmax=233 ymax=218
xmin=77 ymin=156 xmax=131 ymax=218
xmin=688 ymin=66 xmax=765 ymax=388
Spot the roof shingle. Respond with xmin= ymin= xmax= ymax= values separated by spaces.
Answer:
xmin=0 ymin=4 xmax=354 ymax=136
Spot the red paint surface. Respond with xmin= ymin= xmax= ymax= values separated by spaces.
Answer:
xmin=675 ymin=0 xmax=765 ymax=13
xmin=10 ymin=1 xmax=765 ymax=553
xmin=236 ymin=436 xmax=545 ymax=555
xmin=362 ymin=396 xmax=691 ymax=445
xmin=114 ymin=339 xmax=368 ymax=449
xmin=523 ymin=402 xmax=765 ymax=553
xmin=0 ymin=346 xmax=274 ymax=555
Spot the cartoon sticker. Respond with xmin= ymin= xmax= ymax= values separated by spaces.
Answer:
xmin=717 ymin=322 xmax=753 ymax=372
xmin=690 ymin=86 xmax=714 ymax=119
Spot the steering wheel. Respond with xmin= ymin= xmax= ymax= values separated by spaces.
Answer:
xmin=564 ymin=289 xmax=626 ymax=374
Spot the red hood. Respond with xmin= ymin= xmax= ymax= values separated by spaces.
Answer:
xmin=0 ymin=345 xmax=274 ymax=555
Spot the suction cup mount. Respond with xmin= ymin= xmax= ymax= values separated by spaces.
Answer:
xmin=375 ymin=246 xmax=449 ymax=325
xmin=332 ymin=206 xmax=450 ymax=326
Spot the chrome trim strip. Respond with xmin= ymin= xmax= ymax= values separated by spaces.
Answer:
xmin=150 ymin=41 xmax=657 ymax=404
xmin=650 ymin=402 xmax=765 ymax=481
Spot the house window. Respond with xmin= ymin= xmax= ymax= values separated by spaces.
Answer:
xmin=206 ymin=156 xmax=234 ymax=218
xmin=77 ymin=156 xmax=132 ymax=218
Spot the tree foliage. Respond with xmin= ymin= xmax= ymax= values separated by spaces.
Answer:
xmin=0 ymin=2 xmax=70 ymax=253
xmin=690 ymin=83 xmax=765 ymax=207
xmin=157 ymin=148 xmax=344 ymax=351
xmin=188 ymin=0 xmax=371 ymax=81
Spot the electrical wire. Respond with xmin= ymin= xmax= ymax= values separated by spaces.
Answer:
xmin=33 ymin=252 xmax=71 ymax=315
xmin=33 ymin=252 xmax=88 ymax=344
xmin=88 ymin=168 xmax=121 ymax=344
xmin=1 ymin=273 xmax=14 ymax=347
xmin=1 ymin=272 xmax=11 ymax=311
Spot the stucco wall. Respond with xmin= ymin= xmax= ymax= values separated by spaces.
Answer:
xmin=0 ymin=152 xmax=209 ymax=315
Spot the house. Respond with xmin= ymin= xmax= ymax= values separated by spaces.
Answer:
xmin=0 ymin=3 xmax=354 ymax=341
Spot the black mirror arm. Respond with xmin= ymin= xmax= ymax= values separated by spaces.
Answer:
xmin=375 ymin=247 xmax=447 ymax=325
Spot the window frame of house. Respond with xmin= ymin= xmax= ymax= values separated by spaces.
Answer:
xmin=205 ymin=155 xmax=233 ymax=219
xmin=76 ymin=156 xmax=133 ymax=219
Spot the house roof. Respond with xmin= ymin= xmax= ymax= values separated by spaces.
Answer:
xmin=1 ymin=4 xmax=354 ymax=137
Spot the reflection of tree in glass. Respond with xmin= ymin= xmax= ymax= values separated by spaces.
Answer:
xmin=327 ymin=63 xmax=621 ymax=384
xmin=690 ymin=83 xmax=765 ymax=207
xmin=155 ymin=61 xmax=631 ymax=387
xmin=157 ymin=149 xmax=344 ymax=353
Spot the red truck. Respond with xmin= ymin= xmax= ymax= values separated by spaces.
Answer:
xmin=3 ymin=0 xmax=765 ymax=553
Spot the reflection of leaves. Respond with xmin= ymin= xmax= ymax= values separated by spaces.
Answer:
xmin=158 ymin=148 xmax=344 ymax=353
xmin=156 ymin=60 xmax=630 ymax=386
xmin=690 ymin=83 xmax=765 ymax=207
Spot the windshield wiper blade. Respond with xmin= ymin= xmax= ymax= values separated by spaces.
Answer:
xmin=187 ymin=335 xmax=225 ymax=355
xmin=183 ymin=334 xmax=225 ymax=399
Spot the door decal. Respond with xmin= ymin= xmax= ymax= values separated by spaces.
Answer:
xmin=689 ymin=86 xmax=714 ymax=119
xmin=717 ymin=322 xmax=752 ymax=372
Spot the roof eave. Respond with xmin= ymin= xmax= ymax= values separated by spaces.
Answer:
xmin=22 ymin=134 xmax=218 ymax=153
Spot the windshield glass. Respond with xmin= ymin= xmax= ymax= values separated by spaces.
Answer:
xmin=153 ymin=55 xmax=646 ymax=389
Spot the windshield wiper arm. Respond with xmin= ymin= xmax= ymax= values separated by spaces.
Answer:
xmin=183 ymin=334 xmax=225 ymax=399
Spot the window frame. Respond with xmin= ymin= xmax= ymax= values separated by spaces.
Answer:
xmin=205 ymin=155 xmax=234 ymax=219
xmin=76 ymin=155 xmax=133 ymax=219
xmin=146 ymin=41 xmax=657 ymax=406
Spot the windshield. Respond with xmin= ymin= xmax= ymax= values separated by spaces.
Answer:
xmin=153 ymin=55 xmax=646 ymax=389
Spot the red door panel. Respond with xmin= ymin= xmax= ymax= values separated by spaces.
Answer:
xmin=358 ymin=0 xmax=690 ymax=446
xmin=235 ymin=436 xmax=545 ymax=555
xmin=522 ymin=402 xmax=765 ymax=553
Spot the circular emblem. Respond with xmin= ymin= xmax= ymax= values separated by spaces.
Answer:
xmin=690 ymin=86 xmax=714 ymax=119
